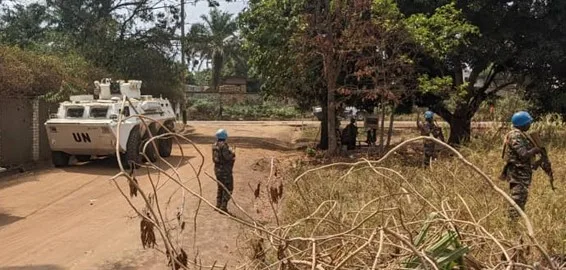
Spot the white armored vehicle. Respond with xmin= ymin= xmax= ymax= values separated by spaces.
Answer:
xmin=44 ymin=79 xmax=177 ymax=168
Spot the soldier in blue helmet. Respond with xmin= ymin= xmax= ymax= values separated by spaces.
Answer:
xmin=212 ymin=128 xmax=236 ymax=214
xmin=417 ymin=110 xmax=445 ymax=167
xmin=500 ymin=111 xmax=542 ymax=221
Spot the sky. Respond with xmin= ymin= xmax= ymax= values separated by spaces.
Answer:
xmin=184 ymin=0 xmax=248 ymax=25
xmin=13 ymin=0 xmax=249 ymax=24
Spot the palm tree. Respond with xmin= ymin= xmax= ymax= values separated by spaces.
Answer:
xmin=184 ymin=9 xmax=241 ymax=94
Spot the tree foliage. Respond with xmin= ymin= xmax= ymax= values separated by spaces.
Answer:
xmin=0 ymin=46 xmax=108 ymax=99
xmin=399 ymin=0 xmax=566 ymax=144
xmin=0 ymin=0 xmax=192 ymax=100
xmin=184 ymin=9 xmax=241 ymax=92
xmin=242 ymin=0 xmax=566 ymax=146
xmin=242 ymin=0 xmax=417 ymax=150
xmin=0 ymin=3 xmax=51 ymax=48
xmin=240 ymin=0 xmax=312 ymax=99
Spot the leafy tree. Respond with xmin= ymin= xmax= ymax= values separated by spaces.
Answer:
xmin=184 ymin=8 xmax=241 ymax=93
xmin=0 ymin=3 xmax=51 ymax=48
xmin=242 ymin=0 xmax=416 ymax=152
xmin=398 ymin=0 xmax=566 ymax=144
xmin=0 ymin=46 xmax=108 ymax=100
xmin=241 ymin=0 xmax=333 ymax=148
xmin=192 ymin=69 xmax=212 ymax=86
xmin=42 ymin=0 xmax=185 ymax=99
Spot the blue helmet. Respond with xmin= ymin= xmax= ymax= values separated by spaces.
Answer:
xmin=424 ymin=111 xmax=434 ymax=119
xmin=215 ymin=129 xmax=228 ymax=140
xmin=511 ymin=111 xmax=533 ymax=127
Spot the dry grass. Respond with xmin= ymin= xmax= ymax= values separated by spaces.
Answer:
xmin=262 ymin=119 xmax=566 ymax=269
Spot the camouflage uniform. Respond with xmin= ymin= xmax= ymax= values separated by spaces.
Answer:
xmin=501 ymin=129 xmax=535 ymax=220
xmin=212 ymin=141 xmax=235 ymax=212
xmin=419 ymin=121 xmax=444 ymax=167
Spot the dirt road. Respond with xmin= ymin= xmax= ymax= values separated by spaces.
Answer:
xmin=0 ymin=122 xmax=303 ymax=269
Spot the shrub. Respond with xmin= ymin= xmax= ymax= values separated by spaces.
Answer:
xmin=187 ymin=98 xmax=301 ymax=120
xmin=0 ymin=46 xmax=111 ymax=101
xmin=187 ymin=98 xmax=219 ymax=119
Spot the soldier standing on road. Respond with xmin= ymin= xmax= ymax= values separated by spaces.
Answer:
xmin=500 ymin=111 xmax=542 ymax=221
xmin=417 ymin=111 xmax=445 ymax=167
xmin=212 ymin=129 xmax=236 ymax=214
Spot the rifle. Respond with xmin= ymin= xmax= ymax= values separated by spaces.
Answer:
xmin=527 ymin=131 xmax=556 ymax=191
xmin=433 ymin=120 xmax=445 ymax=142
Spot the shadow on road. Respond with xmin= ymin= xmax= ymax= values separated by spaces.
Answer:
xmin=0 ymin=265 xmax=65 ymax=270
xmin=0 ymin=213 xmax=24 ymax=228
xmin=60 ymin=155 xmax=195 ymax=176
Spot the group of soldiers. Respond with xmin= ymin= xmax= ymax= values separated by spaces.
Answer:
xmin=211 ymin=110 xmax=551 ymax=221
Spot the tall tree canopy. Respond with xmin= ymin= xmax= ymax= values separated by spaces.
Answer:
xmin=241 ymin=0 xmax=417 ymax=150
xmin=398 ymin=0 xmax=566 ymax=144
xmin=242 ymin=0 xmax=566 ymax=146
xmin=184 ymin=8 xmax=242 ymax=92
xmin=0 ymin=0 xmax=234 ymax=100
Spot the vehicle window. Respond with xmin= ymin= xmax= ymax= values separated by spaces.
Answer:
xmin=119 ymin=107 xmax=130 ymax=117
xmin=66 ymin=107 xmax=84 ymax=118
xmin=90 ymin=107 xmax=109 ymax=118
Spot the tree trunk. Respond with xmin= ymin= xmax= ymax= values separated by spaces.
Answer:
xmin=318 ymin=102 xmax=329 ymax=150
xmin=446 ymin=93 xmax=485 ymax=145
xmin=378 ymin=103 xmax=386 ymax=151
xmin=448 ymin=114 xmax=472 ymax=145
xmin=323 ymin=55 xmax=338 ymax=155
xmin=386 ymin=105 xmax=395 ymax=147
xmin=218 ymin=92 xmax=223 ymax=119
xmin=212 ymin=52 xmax=224 ymax=119
xmin=327 ymin=82 xmax=337 ymax=155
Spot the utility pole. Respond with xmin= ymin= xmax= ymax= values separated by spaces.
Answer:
xmin=180 ymin=0 xmax=187 ymax=124
xmin=180 ymin=0 xmax=186 ymax=68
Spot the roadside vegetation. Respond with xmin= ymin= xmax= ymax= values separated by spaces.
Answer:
xmin=234 ymin=116 xmax=566 ymax=268
xmin=187 ymin=98 xmax=302 ymax=120
xmin=0 ymin=1 xmax=187 ymax=101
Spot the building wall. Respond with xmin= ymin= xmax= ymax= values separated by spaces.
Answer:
xmin=218 ymin=84 xmax=246 ymax=93
xmin=0 ymin=98 xmax=57 ymax=168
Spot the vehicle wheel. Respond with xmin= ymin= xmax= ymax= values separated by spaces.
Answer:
xmin=52 ymin=151 xmax=70 ymax=167
xmin=157 ymin=127 xmax=173 ymax=157
xmin=122 ymin=126 xmax=141 ymax=169
xmin=75 ymin=155 xmax=91 ymax=162
xmin=141 ymin=132 xmax=159 ymax=163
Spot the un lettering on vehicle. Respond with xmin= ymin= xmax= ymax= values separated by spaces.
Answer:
xmin=72 ymin=132 xmax=92 ymax=143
